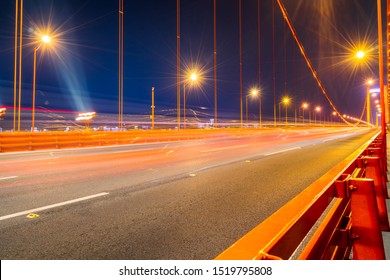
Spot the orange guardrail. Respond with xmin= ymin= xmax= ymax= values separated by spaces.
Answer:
xmin=215 ymin=131 xmax=389 ymax=260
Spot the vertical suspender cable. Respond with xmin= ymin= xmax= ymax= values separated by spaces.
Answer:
xmin=239 ymin=0 xmax=243 ymax=127
xmin=17 ymin=0 xmax=23 ymax=132
xmin=214 ymin=0 xmax=218 ymax=126
xmin=272 ymin=0 xmax=276 ymax=126
xmin=13 ymin=0 xmax=19 ymax=131
xmin=377 ymin=0 xmax=386 ymax=137
xmin=118 ymin=0 xmax=124 ymax=130
xmin=257 ymin=0 xmax=262 ymax=127
xmin=177 ymin=0 xmax=181 ymax=129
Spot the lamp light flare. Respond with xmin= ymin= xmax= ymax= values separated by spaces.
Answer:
xmin=190 ymin=73 xmax=198 ymax=81
xmin=41 ymin=35 xmax=51 ymax=44
xmin=356 ymin=50 xmax=365 ymax=59
xmin=250 ymin=88 xmax=258 ymax=96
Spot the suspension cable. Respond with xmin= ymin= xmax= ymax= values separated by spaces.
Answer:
xmin=276 ymin=0 xmax=352 ymax=126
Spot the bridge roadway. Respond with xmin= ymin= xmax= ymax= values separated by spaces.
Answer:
xmin=0 ymin=127 xmax=381 ymax=259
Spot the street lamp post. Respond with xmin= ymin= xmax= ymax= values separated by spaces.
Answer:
xmin=282 ymin=97 xmax=289 ymax=125
xmin=259 ymin=90 xmax=262 ymax=128
xmin=151 ymin=87 xmax=155 ymax=129
xmin=245 ymin=95 xmax=248 ymax=123
xmin=331 ymin=111 xmax=337 ymax=125
xmin=183 ymin=72 xmax=198 ymax=128
xmin=278 ymin=97 xmax=289 ymax=125
xmin=302 ymin=102 xmax=308 ymax=125
xmin=246 ymin=89 xmax=258 ymax=123
xmin=314 ymin=106 xmax=321 ymax=126
xmin=366 ymin=79 xmax=374 ymax=125
xmin=31 ymin=35 xmax=51 ymax=132
xmin=183 ymin=82 xmax=187 ymax=128
xmin=376 ymin=112 xmax=380 ymax=127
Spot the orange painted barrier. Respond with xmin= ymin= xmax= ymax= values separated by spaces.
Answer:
xmin=0 ymin=129 xmax=232 ymax=153
xmin=215 ymin=132 xmax=389 ymax=260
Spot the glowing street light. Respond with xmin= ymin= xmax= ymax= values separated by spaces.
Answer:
xmin=245 ymin=89 xmax=258 ymax=123
xmin=356 ymin=50 xmax=366 ymax=60
xmin=41 ymin=35 xmax=51 ymax=44
xmin=190 ymin=73 xmax=197 ymax=82
xmin=32 ymin=34 xmax=52 ymax=132
xmin=256 ymin=88 xmax=263 ymax=128
xmin=366 ymin=79 xmax=374 ymax=125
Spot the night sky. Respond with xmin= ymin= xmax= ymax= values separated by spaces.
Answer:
xmin=0 ymin=0 xmax=383 ymax=121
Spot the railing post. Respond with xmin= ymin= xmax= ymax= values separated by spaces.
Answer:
xmin=363 ymin=156 xmax=390 ymax=231
xmin=349 ymin=178 xmax=386 ymax=260
xmin=366 ymin=146 xmax=389 ymax=199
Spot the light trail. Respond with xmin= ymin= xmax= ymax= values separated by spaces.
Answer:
xmin=201 ymin=144 xmax=249 ymax=153
xmin=264 ymin=147 xmax=302 ymax=156
xmin=0 ymin=176 xmax=18 ymax=181
xmin=0 ymin=192 xmax=109 ymax=221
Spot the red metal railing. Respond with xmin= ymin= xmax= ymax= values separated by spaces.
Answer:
xmin=215 ymin=131 xmax=389 ymax=260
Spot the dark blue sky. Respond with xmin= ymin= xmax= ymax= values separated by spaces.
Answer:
xmin=0 ymin=0 xmax=382 ymax=120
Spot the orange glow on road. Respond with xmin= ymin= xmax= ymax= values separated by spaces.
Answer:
xmin=0 ymin=127 xmax=370 ymax=192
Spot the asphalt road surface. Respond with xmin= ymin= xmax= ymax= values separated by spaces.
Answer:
xmin=0 ymin=127 xmax=378 ymax=259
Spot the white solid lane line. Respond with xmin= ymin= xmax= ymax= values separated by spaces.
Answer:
xmin=264 ymin=147 xmax=302 ymax=156
xmin=0 ymin=192 xmax=109 ymax=221
xmin=0 ymin=176 xmax=18 ymax=181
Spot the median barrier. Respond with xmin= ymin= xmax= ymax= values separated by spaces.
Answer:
xmin=215 ymin=132 xmax=389 ymax=260
xmin=0 ymin=129 xmax=234 ymax=153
